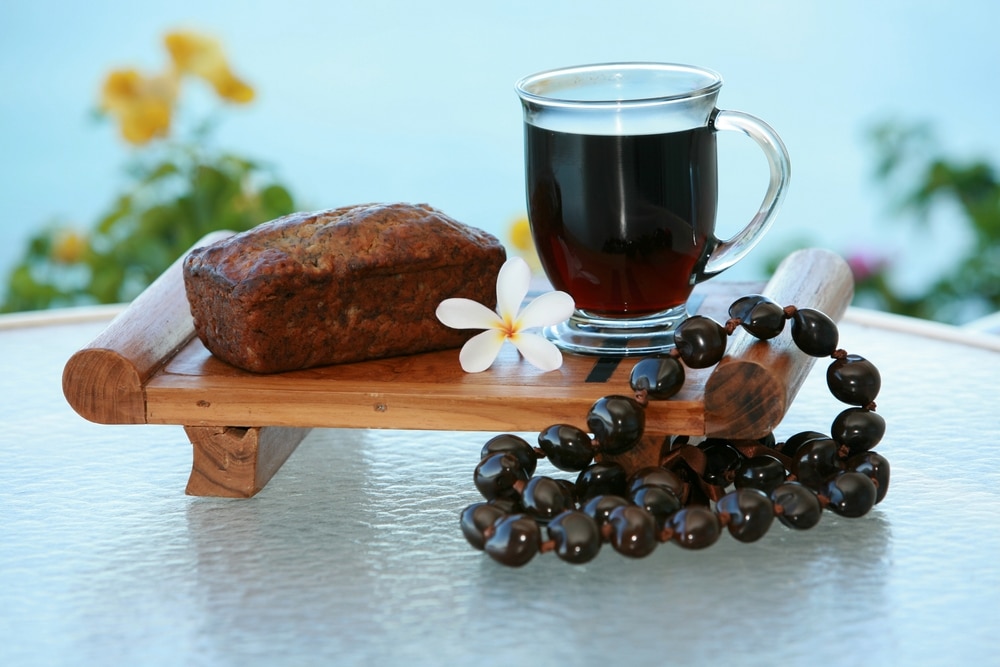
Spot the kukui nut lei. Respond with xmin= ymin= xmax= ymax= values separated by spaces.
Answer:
xmin=460 ymin=294 xmax=888 ymax=567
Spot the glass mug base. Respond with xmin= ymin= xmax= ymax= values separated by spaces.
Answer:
xmin=542 ymin=305 xmax=690 ymax=357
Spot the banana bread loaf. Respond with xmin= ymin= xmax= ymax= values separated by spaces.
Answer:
xmin=183 ymin=202 xmax=506 ymax=373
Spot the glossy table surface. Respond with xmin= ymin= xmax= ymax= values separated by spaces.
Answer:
xmin=2 ymin=305 xmax=999 ymax=666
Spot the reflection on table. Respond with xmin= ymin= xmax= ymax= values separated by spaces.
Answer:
xmin=1 ymin=305 xmax=998 ymax=666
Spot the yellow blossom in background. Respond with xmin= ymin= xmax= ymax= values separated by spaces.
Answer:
xmin=164 ymin=30 xmax=254 ymax=103
xmin=97 ymin=29 xmax=252 ymax=145
xmin=2 ymin=27 xmax=296 ymax=314
xmin=50 ymin=229 xmax=89 ymax=264
xmin=508 ymin=215 xmax=541 ymax=272
xmin=100 ymin=68 xmax=178 ymax=144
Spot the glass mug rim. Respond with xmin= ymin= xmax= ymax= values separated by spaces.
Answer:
xmin=515 ymin=62 xmax=723 ymax=108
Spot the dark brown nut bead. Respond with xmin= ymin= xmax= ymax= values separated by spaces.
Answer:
xmin=629 ymin=356 xmax=686 ymax=399
xmin=790 ymin=308 xmax=840 ymax=357
xmin=827 ymin=354 xmax=881 ymax=406
xmin=667 ymin=506 xmax=722 ymax=549
xmin=484 ymin=514 xmax=541 ymax=567
xmin=716 ymin=488 xmax=775 ymax=543
xmin=673 ymin=316 xmax=728 ymax=368
xmin=831 ymin=407 xmax=886 ymax=453
xmin=771 ymin=482 xmax=823 ymax=530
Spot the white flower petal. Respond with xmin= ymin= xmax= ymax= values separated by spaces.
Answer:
xmin=510 ymin=332 xmax=564 ymax=372
xmin=458 ymin=329 xmax=507 ymax=373
xmin=436 ymin=298 xmax=503 ymax=330
xmin=496 ymin=256 xmax=531 ymax=323
xmin=515 ymin=290 xmax=576 ymax=330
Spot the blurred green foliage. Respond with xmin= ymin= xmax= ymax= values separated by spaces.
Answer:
xmin=770 ymin=121 xmax=1000 ymax=325
xmin=863 ymin=122 xmax=999 ymax=323
xmin=1 ymin=140 xmax=296 ymax=313
xmin=1 ymin=30 xmax=297 ymax=313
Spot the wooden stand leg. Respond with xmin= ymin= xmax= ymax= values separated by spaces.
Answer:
xmin=184 ymin=425 xmax=312 ymax=498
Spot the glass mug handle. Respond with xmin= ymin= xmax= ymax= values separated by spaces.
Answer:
xmin=699 ymin=109 xmax=791 ymax=280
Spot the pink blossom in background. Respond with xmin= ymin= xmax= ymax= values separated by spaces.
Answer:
xmin=845 ymin=248 xmax=891 ymax=282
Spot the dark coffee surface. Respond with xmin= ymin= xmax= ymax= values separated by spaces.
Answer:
xmin=526 ymin=125 xmax=718 ymax=316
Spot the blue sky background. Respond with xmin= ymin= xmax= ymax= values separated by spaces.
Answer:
xmin=2 ymin=0 xmax=998 ymax=302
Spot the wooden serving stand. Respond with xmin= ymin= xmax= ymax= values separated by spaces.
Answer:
xmin=62 ymin=235 xmax=853 ymax=498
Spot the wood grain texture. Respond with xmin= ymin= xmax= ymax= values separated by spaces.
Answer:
xmin=703 ymin=248 xmax=855 ymax=436
xmin=61 ymin=231 xmax=233 ymax=424
xmin=61 ymin=238 xmax=852 ymax=498
xmin=63 ymin=246 xmax=852 ymax=438
xmin=184 ymin=425 xmax=311 ymax=498
xmin=141 ymin=280 xmax=756 ymax=436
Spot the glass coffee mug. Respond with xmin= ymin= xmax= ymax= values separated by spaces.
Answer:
xmin=515 ymin=62 xmax=791 ymax=356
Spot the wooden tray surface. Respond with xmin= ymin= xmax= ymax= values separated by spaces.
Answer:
xmin=63 ymin=240 xmax=854 ymax=441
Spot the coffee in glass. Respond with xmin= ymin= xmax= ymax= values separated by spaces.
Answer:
xmin=516 ymin=62 xmax=790 ymax=356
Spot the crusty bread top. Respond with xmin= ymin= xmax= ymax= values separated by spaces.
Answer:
xmin=187 ymin=202 xmax=503 ymax=285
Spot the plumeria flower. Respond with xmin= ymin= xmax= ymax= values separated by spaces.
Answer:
xmin=436 ymin=256 xmax=575 ymax=373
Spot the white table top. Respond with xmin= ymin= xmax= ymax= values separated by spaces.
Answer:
xmin=2 ymin=305 xmax=998 ymax=666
